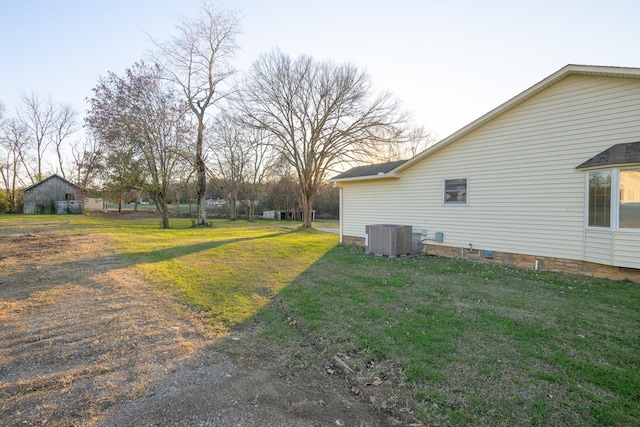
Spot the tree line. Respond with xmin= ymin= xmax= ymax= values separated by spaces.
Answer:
xmin=0 ymin=3 xmax=431 ymax=228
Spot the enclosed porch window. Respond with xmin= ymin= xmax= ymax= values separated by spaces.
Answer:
xmin=587 ymin=168 xmax=640 ymax=230
xmin=588 ymin=170 xmax=611 ymax=227
xmin=619 ymin=169 xmax=640 ymax=228
xmin=578 ymin=142 xmax=640 ymax=230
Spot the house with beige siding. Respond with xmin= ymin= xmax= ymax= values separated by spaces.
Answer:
xmin=331 ymin=64 xmax=640 ymax=282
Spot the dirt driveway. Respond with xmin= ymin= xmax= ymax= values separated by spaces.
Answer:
xmin=0 ymin=226 xmax=392 ymax=426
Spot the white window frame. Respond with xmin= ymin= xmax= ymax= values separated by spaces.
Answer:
xmin=443 ymin=178 xmax=468 ymax=206
xmin=585 ymin=167 xmax=640 ymax=231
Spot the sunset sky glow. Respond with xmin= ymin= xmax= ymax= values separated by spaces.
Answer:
xmin=2 ymin=0 xmax=640 ymax=141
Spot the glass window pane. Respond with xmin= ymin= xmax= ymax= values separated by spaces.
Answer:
xmin=588 ymin=170 xmax=611 ymax=227
xmin=444 ymin=179 xmax=467 ymax=204
xmin=619 ymin=169 xmax=640 ymax=229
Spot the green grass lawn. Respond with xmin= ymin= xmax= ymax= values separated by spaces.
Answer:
xmin=2 ymin=214 xmax=638 ymax=426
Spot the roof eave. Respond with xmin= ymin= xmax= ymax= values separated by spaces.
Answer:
xmin=22 ymin=174 xmax=83 ymax=192
xmin=576 ymin=162 xmax=640 ymax=171
xmin=330 ymin=173 xmax=400 ymax=183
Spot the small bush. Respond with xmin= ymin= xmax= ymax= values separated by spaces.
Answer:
xmin=0 ymin=193 xmax=9 ymax=213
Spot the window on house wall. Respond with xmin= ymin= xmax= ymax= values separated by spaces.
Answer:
xmin=444 ymin=179 xmax=468 ymax=205
xmin=619 ymin=169 xmax=640 ymax=228
xmin=588 ymin=170 xmax=611 ymax=227
xmin=587 ymin=168 xmax=640 ymax=229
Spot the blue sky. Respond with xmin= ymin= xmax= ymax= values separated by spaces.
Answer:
xmin=1 ymin=0 xmax=640 ymax=140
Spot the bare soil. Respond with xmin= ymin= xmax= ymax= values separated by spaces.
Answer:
xmin=0 ymin=224 xmax=400 ymax=426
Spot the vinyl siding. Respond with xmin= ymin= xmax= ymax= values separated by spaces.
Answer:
xmin=342 ymin=178 xmax=421 ymax=236
xmin=340 ymin=75 xmax=640 ymax=267
xmin=585 ymin=230 xmax=613 ymax=265
xmin=613 ymin=232 xmax=640 ymax=268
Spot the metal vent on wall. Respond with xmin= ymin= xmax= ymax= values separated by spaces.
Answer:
xmin=365 ymin=224 xmax=412 ymax=257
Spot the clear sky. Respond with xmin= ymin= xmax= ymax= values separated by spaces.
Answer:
xmin=1 ymin=0 xmax=640 ymax=141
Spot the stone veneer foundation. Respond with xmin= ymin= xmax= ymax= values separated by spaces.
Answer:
xmin=341 ymin=235 xmax=640 ymax=283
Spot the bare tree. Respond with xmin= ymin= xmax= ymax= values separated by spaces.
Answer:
xmin=360 ymin=126 xmax=436 ymax=163
xmin=241 ymin=127 xmax=278 ymax=221
xmin=18 ymin=93 xmax=55 ymax=182
xmin=17 ymin=93 xmax=78 ymax=182
xmin=238 ymin=50 xmax=408 ymax=227
xmin=208 ymin=113 xmax=278 ymax=221
xmin=0 ymin=100 xmax=5 ymax=186
xmin=52 ymin=103 xmax=77 ymax=179
xmin=17 ymin=93 xmax=57 ymax=182
xmin=313 ymin=181 xmax=339 ymax=219
xmin=70 ymin=131 xmax=103 ymax=191
xmin=0 ymin=118 xmax=30 ymax=212
xmin=209 ymin=113 xmax=246 ymax=220
xmin=171 ymin=160 xmax=197 ymax=215
xmin=0 ymin=102 xmax=6 ymax=212
xmin=152 ymin=3 xmax=240 ymax=226
xmin=263 ymin=160 xmax=302 ymax=219
xmin=87 ymin=63 xmax=192 ymax=228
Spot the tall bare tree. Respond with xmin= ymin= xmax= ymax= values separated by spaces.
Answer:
xmin=209 ymin=113 xmax=277 ymax=221
xmin=18 ymin=93 xmax=58 ymax=182
xmin=209 ymin=113 xmax=246 ymax=220
xmin=51 ymin=103 xmax=77 ymax=179
xmin=87 ymin=63 xmax=191 ymax=228
xmin=17 ymin=93 xmax=78 ymax=182
xmin=239 ymin=50 xmax=408 ymax=227
xmin=153 ymin=3 xmax=240 ymax=226
xmin=0 ymin=118 xmax=30 ymax=212
xmin=241 ymin=127 xmax=278 ymax=221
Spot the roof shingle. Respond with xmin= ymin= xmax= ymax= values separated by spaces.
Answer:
xmin=576 ymin=142 xmax=640 ymax=169
xmin=331 ymin=160 xmax=407 ymax=180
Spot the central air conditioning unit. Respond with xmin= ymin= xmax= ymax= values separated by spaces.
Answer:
xmin=365 ymin=224 xmax=412 ymax=257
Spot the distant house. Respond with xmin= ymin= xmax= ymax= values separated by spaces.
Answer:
xmin=23 ymin=174 xmax=84 ymax=214
xmin=332 ymin=64 xmax=640 ymax=282
xmin=84 ymin=197 xmax=106 ymax=212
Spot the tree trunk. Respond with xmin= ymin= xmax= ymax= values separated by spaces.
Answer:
xmin=301 ymin=195 xmax=313 ymax=228
xmin=10 ymin=163 xmax=18 ymax=212
xmin=37 ymin=151 xmax=43 ymax=183
xmin=195 ymin=122 xmax=207 ymax=226
xmin=248 ymin=200 xmax=255 ymax=222
xmin=161 ymin=208 xmax=170 ymax=229
xmin=152 ymin=197 xmax=170 ymax=228
xmin=229 ymin=194 xmax=238 ymax=221
xmin=56 ymin=145 xmax=66 ymax=179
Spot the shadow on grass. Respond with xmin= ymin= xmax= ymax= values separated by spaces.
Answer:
xmin=0 ymin=230 xmax=292 ymax=302
xmin=1 ymin=223 xmax=385 ymax=426
xmin=122 ymin=232 xmax=289 ymax=264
